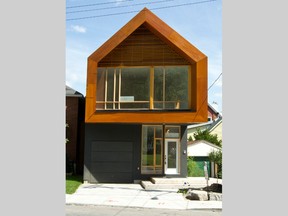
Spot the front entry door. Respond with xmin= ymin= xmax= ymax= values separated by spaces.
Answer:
xmin=165 ymin=139 xmax=179 ymax=174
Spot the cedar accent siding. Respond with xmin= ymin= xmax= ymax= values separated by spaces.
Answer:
xmin=86 ymin=8 xmax=207 ymax=124
xmin=98 ymin=24 xmax=190 ymax=67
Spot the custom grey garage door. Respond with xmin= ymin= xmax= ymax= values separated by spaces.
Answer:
xmin=90 ymin=141 xmax=133 ymax=183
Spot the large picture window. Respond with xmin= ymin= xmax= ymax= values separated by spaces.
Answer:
xmin=96 ymin=66 xmax=190 ymax=110
xmin=154 ymin=66 xmax=189 ymax=109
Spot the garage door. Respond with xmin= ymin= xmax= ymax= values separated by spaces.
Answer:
xmin=90 ymin=141 xmax=133 ymax=183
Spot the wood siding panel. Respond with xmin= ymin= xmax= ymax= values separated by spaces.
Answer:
xmin=195 ymin=58 xmax=208 ymax=122
xmin=87 ymin=60 xmax=97 ymax=83
xmin=86 ymin=59 xmax=97 ymax=120
xmin=87 ymin=112 xmax=205 ymax=124
xmin=144 ymin=16 xmax=206 ymax=63
xmin=88 ymin=12 xmax=146 ymax=62
xmin=98 ymin=25 xmax=190 ymax=67
xmin=85 ymin=97 xmax=95 ymax=121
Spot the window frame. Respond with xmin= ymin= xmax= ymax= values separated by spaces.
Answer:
xmin=96 ymin=65 xmax=192 ymax=111
xmin=141 ymin=125 xmax=163 ymax=175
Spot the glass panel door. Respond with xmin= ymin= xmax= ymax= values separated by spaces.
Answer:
xmin=165 ymin=139 xmax=179 ymax=174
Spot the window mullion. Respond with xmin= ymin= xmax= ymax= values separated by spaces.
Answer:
xmin=150 ymin=67 xmax=154 ymax=110
xmin=104 ymin=69 xmax=108 ymax=110
xmin=118 ymin=68 xmax=121 ymax=109
xmin=163 ymin=67 xmax=165 ymax=109
xmin=153 ymin=127 xmax=156 ymax=170
xmin=113 ymin=68 xmax=116 ymax=110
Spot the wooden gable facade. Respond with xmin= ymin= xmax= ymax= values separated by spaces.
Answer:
xmin=85 ymin=8 xmax=207 ymax=124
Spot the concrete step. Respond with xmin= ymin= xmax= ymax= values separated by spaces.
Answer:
xmin=152 ymin=177 xmax=204 ymax=184
xmin=141 ymin=177 xmax=222 ymax=190
xmin=152 ymin=177 xmax=221 ymax=185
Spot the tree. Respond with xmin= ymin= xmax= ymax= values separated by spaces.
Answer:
xmin=193 ymin=129 xmax=222 ymax=147
xmin=208 ymin=150 xmax=222 ymax=179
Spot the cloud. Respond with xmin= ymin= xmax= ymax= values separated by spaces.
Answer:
xmin=65 ymin=46 xmax=89 ymax=95
xmin=208 ymin=51 xmax=222 ymax=76
xmin=115 ymin=0 xmax=126 ymax=5
xmin=214 ymin=92 xmax=222 ymax=98
xmin=215 ymin=77 xmax=222 ymax=87
xmin=71 ymin=25 xmax=86 ymax=33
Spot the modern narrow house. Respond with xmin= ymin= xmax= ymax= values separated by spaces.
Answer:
xmin=84 ymin=8 xmax=208 ymax=183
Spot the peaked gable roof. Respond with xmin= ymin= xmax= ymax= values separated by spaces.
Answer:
xmin=66 ymin=85 xmax=84 ymax=97
xmin=188 ymin=140 xmax=221 ymax=150
xmin=88 ymin=7 xmax=206 ymax=64
xmin=187 ymin=140 xmax=221 ymax=157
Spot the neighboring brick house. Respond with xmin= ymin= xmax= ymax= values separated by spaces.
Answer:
xmin=84 ymin=8 xmax=208 ymax=183
xmin=66 ymin=85 xmax=85 ymax=174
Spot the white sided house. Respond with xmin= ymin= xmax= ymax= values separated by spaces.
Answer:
xmin=187 ymin=140 xmax=221 ymax=177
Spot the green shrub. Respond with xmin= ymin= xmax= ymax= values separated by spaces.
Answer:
xmin=187 ymin=157 xmax=204 ymax=177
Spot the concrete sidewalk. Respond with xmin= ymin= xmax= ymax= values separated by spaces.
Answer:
xmin=66 ymin=183 xmax=222 ymax=210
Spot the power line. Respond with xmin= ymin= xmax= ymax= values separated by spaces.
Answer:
xmin=66 ymin=0 xmax=133 ymax=9
xmin=193 ymin=72 xmax=222 ymax=121
xmin=67 ymin=0 xmax=176 ymax=14
xmin=66 ymin=0 xmax=217 ymax=21
xmin=208 ymin=72 xmax=222 ymax=91
xmin=67 ymin=10 xmax=138 ymax=21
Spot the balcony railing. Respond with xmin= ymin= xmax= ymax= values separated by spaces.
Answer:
xmin=96 ymin=100 xmax=184 ymax=110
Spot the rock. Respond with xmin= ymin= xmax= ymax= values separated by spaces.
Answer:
xmin=185 ymin=189 xmax=222 ymax=201
xmin=182 ymin=183 xmax=222 ymax=201
xmin=186 ymin=189 xmax=209 ymax=201
xmin=204 ymin=183 xmax=222 ymax=193
xmin=209 ymin=192 xmax=222 ymax=201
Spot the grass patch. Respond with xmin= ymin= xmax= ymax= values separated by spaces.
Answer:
xmin=177 ymin=188 xmax=189 ymax=194
xmin=66 ymin=175 xmax=83 ymax=194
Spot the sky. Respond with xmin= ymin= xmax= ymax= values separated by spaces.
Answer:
xmin=66 ymin=0 xmax=222 ymax=112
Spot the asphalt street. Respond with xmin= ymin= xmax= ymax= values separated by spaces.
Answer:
xmin=66 ymin=204 xmax=222 ymax=216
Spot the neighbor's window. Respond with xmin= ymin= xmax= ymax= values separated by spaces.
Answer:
xmin=96 ymin=66 xmax=190 ymax=110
